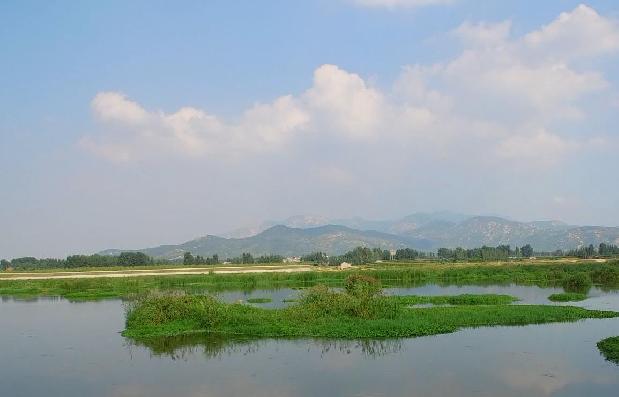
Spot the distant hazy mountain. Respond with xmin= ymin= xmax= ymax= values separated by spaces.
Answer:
xmin=222 ymin=215 xmax=331 ymax=239
xmin=101 ymin=225 xmax=433 ymax=260
xmin=101 ymin=213 xmax=619 ymax=259
xmin=395 ymin=216 xmax=619 ymax=251
xmin=222 ymin=212 xmax=471 ymax=238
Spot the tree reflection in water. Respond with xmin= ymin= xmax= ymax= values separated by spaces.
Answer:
xmin=126 ymin=334 xmax=404 ymax=360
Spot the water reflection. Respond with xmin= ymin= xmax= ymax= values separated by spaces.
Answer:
xmin=129 ymin=334 xmax=404 ymax=360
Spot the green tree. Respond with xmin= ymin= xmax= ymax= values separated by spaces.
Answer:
xmin=521 ymin=244 xmax=534 ymax=258
xmin=183 ymin=252 xmax=195 ymax=265
xmin=118 ymin=252 xmax=152 ymax=267
xmin=302 ymin=252 xmax=329 ymax=264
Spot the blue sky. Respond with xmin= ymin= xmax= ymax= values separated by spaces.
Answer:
xmin=1 ymin=0 xmax=619 ymax=258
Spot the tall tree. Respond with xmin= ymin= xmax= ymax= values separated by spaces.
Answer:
xmin=521 ymin=244 xmax=534 ymax=258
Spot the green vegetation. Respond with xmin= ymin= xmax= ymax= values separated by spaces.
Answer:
xmin=392 ymin=294 xmax=517 ymax=306
xmin=597 ymin=336 xmax=619 ymax=365
xmin=183 ymin=252 xmax=219 ymax=265
xmin=1 ymin=262 xmax=618 ymax=300
xmin=227 ymin=253 xmax=284 ymax=265
xmin=124 ymin=279 xmax=618 ymax=339
xmin=562 ymin=273 xmax=592 ymax=292
xmin=4 ymin=242 xmax=619 ymax=271
xmin=246 ymin=297 xmax=272 ymax=304
xmin=2 ymin=252 xmax=154 ymax=271
xmin=568 ymin=243 xmax=619 ymax=259
xmin=437 ymin=244 xmax=532 ymax=261
xmin=548 ymin=292 xmax=587 ymax=302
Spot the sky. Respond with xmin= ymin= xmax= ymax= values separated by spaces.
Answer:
xmin=1 ymin=0 xmax=619 ymax=258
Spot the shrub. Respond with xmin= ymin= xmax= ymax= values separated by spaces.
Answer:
xmin=590 ymin=266 xmax=619 ymax=285
xmin=293 ymin=280 xmax=399 ymax=320
xmin=344 ymin=274 xmax=382 ymax=299
xmin=562 ymin=273 xmax=592 ymax=292
xmin=126 ymin=293 xmax=224 ymax=329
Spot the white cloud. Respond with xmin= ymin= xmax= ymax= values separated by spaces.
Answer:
xmin=523 ymin=4 xmax=619 ymax=61
xmin=351 ymin=0 xmax=453 ymax=9
xmin=442 ymin=8 xmax=614 ymax=119
xmin=239 ymin=95 xmax=309 ymax=146
xmin=496 ymin=129 xmax=577 ymax=165
xmin=82 ymin=5 xmax=618 ymax=168
xmin=85 ymin=92 xmax=308 ymax=162
xmin=304 ymin=64 xmax=385 ymax=139
xmin=91 ymin=92 xmax=148 ymax=124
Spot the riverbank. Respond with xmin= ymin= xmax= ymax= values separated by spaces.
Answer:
xmin=1 ymin=261 xmax=617 ymax=300
xmin=0 ymin=264 xmax=313 ymax=280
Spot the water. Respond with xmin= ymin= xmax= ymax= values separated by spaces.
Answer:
xmin=217 ymin=284 xmax=611 ymax=307
xmin=1 ymin=285 xmax=618 ymax=397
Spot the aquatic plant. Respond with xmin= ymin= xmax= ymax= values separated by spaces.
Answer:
xmin=597 ymin=336 xmax=619 ymax=365
xmin=123 ymin=283 xmax=618 ymax=340
xmin=392 ymin=294 xmax=517 ymax=306
xmin=246 ymin=297 xmax=272 ymax=304
xmin=562 ymin=273 xmax=592 ymax=292
xmin=548 ymin=292 xmax=587 ymax=302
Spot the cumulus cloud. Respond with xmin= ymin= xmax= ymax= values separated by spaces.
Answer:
xmin=305 ymin=64 xmax=385 ymax=139
xmin=92 ymin=92 xmax=149 ymax=124
xmin=496 ymin=129 xmax=577 ymax=165
xmin=83 ymin=92 xmax=309 ymax=162
xmin=81 ymin=5 xmax=618 ymax=167
xmin=444 ymin=6 xmax=613 ymax=119
xmin=523 ymin=4 xmax=619 ymax=60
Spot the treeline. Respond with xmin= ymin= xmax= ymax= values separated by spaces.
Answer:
xmin=183 ymin=253 xmax=219 ymax=265
xmin=302 ymin=245 xmax=536 ymax=265
xmin=436 ymin=244 xmax=534 ymax=261
xmin=3 ymin=242 xmax=618 ymax=270
xmin=229 ymin=253 xmax=284 ymax=264
xmin=1 ymin=252 xmax=152 ymax=270
xmin=302 ymin=247 xmax=434 ymax=266
xmin=183 ymin=252 xmax=284 ymax=265
xmin=564 ymin=243 xmax=619 ymax=259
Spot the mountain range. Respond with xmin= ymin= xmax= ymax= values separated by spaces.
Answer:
xmin=99 ymin=212 xmax=619 ymax=260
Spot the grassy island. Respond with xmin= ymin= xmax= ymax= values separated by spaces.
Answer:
xmin=548 ymin=292 xmax=588 ymax=302
xmin=246 ymin=297 xmax=272 ymax=304
xmin=597 ymin=336 xmax=619 ymax=364
xmin=123 ymin=276 xmax=618 ymax=340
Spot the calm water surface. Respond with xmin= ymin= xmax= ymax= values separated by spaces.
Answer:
xmin=1 ymin=284 xmax=618 ymax=397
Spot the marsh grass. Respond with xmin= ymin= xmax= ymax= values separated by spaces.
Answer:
xmin=3 ymin=262 xmax=618 ymax=300
xmin=246 ymin=297 xmax=272 ymax=304
xmin=124 ymin=276 xmax=618 ymax=340
xmin=562 ymin=273 xmax=592 ymax=293
xmin=597 ymin=336 xmax=619 ymax=364
xmin=548 ymin=292 xmax=587 ymax=302
xmin=392 ymin=294 xmax=517 ymax=306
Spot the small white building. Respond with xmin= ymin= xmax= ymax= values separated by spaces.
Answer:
xmin=339 ymin=262 xmax=352 ymax=270
xmin=284 ymin=256 xmax=301 ymax=263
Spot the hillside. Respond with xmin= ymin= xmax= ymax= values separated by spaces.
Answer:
xmin=100 ymin=225 xmax=432 ymax=260
xmin=100 ymin=213 xmax=619 ymax=259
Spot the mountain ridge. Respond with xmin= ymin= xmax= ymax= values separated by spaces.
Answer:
xmin=99 ymin=213 xmax=619 ymax=260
